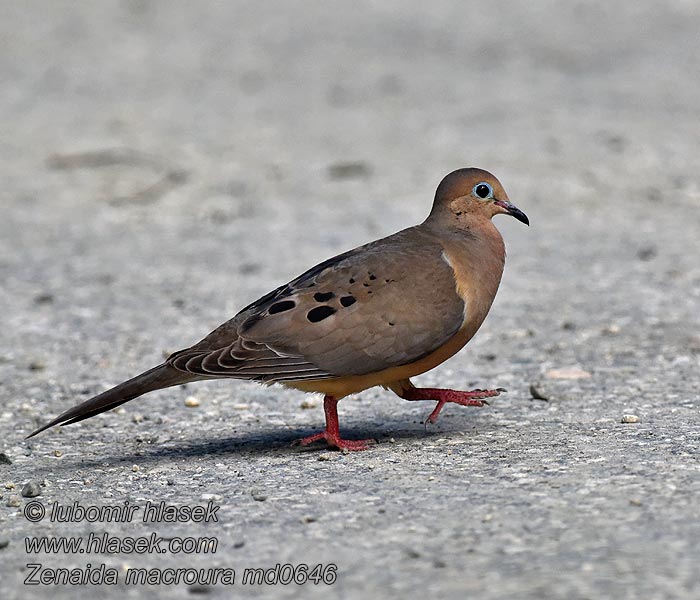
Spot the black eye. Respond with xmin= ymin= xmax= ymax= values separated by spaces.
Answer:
xmin=473 ymin=183 xmax=492 ymax=199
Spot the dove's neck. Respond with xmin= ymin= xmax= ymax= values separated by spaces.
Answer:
xmin=429 ymin=219 xmax=506 ymax=336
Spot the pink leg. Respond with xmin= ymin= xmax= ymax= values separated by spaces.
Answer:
xmin=399 ymin=386 xmax=506 ymax=424
xmin=293 ymin=395 xmax=374 ymax=451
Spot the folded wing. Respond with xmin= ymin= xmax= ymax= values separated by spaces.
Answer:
xmin=168 ymin=227 xmax=466 ymax=384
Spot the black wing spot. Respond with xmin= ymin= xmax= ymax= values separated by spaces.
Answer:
xmin=238 ymin=246 xmax=358 ymax=314
xmin=314 ymin=291 xmax=335 ymax=302
xmin=349 ymin=278 xmax=355 ymax=284
xmin=369 ymin=274 xmax=377 ymax=280
xmin=269 ymin=300 xmax=296 ymax=314
xmin=340 ymin=295 xmax=356 ymax=307
xmin=307 ymin=306 xmax=336 ymax=322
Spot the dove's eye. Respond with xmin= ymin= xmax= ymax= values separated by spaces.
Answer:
xmin=473 ymin=182 xmax=493 ymax=199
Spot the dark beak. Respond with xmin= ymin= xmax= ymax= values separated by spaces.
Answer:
xmin=494 ymin=200 xmax=529 ymax=226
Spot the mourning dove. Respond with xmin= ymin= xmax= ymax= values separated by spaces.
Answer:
xmin=28 ymin=167 xmax=528 ymax=450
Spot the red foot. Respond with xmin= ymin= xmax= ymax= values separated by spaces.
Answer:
xmin=293 ymin=431 xmax=373 ymax=451
xmin=400 ymin=387 xmax=506 ymax=424
xmin=292 ymin=395 xmax=374 ymax=451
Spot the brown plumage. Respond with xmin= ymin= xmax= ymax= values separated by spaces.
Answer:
xmin=28 ymin=167 xmax=528 ymax=450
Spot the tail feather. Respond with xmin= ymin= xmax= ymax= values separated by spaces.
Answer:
xmin=27 ymin=364 xmax=197 ymax=438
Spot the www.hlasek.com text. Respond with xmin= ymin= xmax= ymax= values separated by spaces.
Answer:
xmin=26 ymin=532 xmax=218 ymax=555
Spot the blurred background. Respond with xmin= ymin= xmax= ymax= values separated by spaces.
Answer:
xmin=1 ymin=1 xmax=699 ymax=599
xmin=2 ymin=1 xmax=698 ymax=352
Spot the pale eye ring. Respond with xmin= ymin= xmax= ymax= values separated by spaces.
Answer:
xmin=473 ymin=182 xmax=493 ymax=199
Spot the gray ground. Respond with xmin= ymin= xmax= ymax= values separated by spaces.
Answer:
xmin=1 ymin=1 xmax=699 ymax=598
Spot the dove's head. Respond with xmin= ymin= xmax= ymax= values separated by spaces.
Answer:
xmin=430 ymin=168 xmax=529 ymax=227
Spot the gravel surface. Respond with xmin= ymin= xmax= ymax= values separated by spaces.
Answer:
xmin=1 ymin=2 xmax=699 ymax=599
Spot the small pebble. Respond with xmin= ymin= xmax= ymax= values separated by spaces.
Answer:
xmin=251 ymin=490 xmax=267 ymax=502
xmin=6 ymin=495 xmax=21 ymax=507
xmin=200 ymin=493 xmax=223 ymax=502
xmin=317 ymin=453 xmax=334 ymax=461
xmin=4 ymin=482 xmax=15 ymax=490
xmin=629 ymin=498 xmax=643 ymax=506
xmin=327 ymin=161 xmax=372 ymax=180
xmin=301 ymin=515 xmax=317 ymax=523
xmin=131 ymin=465 xmax=140 ymax=472
xmin=0 ymin=538 xmax=9 ymax=549
xmin=187 ymin=585 xmax=211 ymax=595
xmin=184 ymin=396 xmax=200 ymax=408
xmin=28 ymin=361 xmax=45 ymax=371
xmin=52 ymin=450 xmax=63 ymax=457
xmin=621 ymin=414 xmax=640 ymax=423
xmin=21 ymin=480 xmax=42 ymax=498
xmin=0 ymin=453 xmax=11 ymax=465
xmin=637 ymin=245 xmax=657 ymax=261
xmin=545 ymin=367 xmax=591 ymax=380
xmin=529 ymin=383 xmax=550 ymax=401
xmin=300 ymin=399 xmax=316 ymax=409
xmin=34 ymin=293 xmax=54 ymax=304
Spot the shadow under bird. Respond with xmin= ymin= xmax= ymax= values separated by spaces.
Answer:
xmin=29 ymin=167 xmax=529 ymax=450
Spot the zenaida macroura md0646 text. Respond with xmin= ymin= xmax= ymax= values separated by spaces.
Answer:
xmin=29 ymin=168 xmax=529 ymax=450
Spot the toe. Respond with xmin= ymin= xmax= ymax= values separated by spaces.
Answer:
xmin=292 ymin=432 xmax=326 ymax=447
xmin=329 ymin=437 xmax=375 ymax=451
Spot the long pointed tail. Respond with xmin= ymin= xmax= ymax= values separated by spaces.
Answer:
xmin=27 ymin=364 xmax=197 ymax=438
